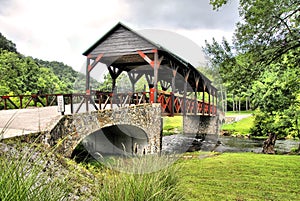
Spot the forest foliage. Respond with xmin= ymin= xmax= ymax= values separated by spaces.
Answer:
xmin=0 ymin=32 xmax=88 ymax=96
xmin=206 ymin=0 xmax=300 ymax=142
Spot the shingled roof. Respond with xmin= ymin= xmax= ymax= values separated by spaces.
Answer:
xmin=83 ymin=22 xmax=216 ymax=93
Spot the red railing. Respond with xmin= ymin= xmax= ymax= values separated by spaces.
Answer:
xmin=156 ymin=91 xmax=217 ymax=116
xmin=93 ymin=91 xmax=150 ymax=110
xmin=0 ymin=91 xmax=217 ymax=116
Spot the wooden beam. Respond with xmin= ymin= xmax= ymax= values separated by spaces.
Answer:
xmin=128 ymin=72 xmax=144 ymax=92
xmin=145 ymin=74 xmax=154 ymax=88
xmin=159 ymin=80 xmax=171 ymax=91
xmin=137 ymin=49 xmax=163 ymax=69
xmin=107 ymin=65 xmax=123 ymax=91
xmin=88 ymin=53 xmax=103 ymax=72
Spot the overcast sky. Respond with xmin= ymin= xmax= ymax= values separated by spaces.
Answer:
xmin=0 ymin=0 xmax=239 ymax=71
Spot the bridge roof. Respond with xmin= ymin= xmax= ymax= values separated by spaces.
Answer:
xmin=83 ymin=22 xmax=216 ymax=93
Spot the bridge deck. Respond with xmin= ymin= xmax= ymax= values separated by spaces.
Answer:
xmin=0 ymin=90 xmax=217 ymax=139
xmin=0 ymin=106 xmax=64 ymax=139
xmin=1 ymin=91 xmax=217 ymax=116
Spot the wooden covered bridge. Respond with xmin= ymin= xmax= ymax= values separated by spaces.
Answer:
xmin=79 ymin=22 xmax=217 ymax=116
xmin=0 ymin=23 xmax=219 ymax=157
xmin=0 ymin=22 xmax=217 ymax=116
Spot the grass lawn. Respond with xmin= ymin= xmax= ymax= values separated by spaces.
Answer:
xmin=176 ymin=152 xmax=300 ymax=201
xmin=163 ymin=116 xmax=183 ymax=135
xmin=226 ymin=110 xmax=253 ymax=116
xmin=222 ymin=116 xmax=254 ymax=135
xmin=225 ymin=110 xmax=253 ymax=117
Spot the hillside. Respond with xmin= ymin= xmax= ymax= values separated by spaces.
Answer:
xmin=0 ymin=32 xmax=98 ymax=95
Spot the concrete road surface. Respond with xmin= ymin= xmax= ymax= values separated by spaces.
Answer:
xmin=0 ymin=106 xmax=64 ymax=139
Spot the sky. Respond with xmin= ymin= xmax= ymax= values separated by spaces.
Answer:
xmin=0 ymin=0 xmax=240 ymax=72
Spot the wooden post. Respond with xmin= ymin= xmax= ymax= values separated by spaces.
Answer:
xmin=208 ymin=89 xmax=211 ymax=116
xmin=171 ymin=68 xmax=177 ymax=116
xmin=212 ymin=90 xmax=215 ymax=115
xmin=86 ymin=57 xmax=90 ymax=112
xmin=4 ymin=98 xmax=7 ymax=110
xmin=202 ymin=84 xmax=206 ymax=116
xmin=128 ymin=72 xmax=143 ymax=93
xmin=194 ymin=77 xmax=199 ymax=115
xmin=108 ymin=66 xmax=122 ymax=92
xmin=216 ymin=90 xmax=218 ymax=115
xmin=183 ymin=69 xmax=190 ymax=116
xmin=153 ymin=50 xmax=158 ymax=103
xmin=150 ymin=87 xmax=156 ymax=103
xmin=45 ymin=95 xmax=49 ymax=106
xmin=183 ymin=81 xmax=187 ymax=116
xmin=20 ymin=95 xmax=23 ymax=109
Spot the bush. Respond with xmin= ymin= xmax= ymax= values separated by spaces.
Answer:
xmin=97 ymin=155 xmax=183 ymax=201
xmin=0 ymin=144 xmax=70 ymax=201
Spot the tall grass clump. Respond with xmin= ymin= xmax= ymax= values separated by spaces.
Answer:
xmin=0 ymin=144 xmax=70 ymax=201
xmin=97 ymin=154 xmax=183 ymax=201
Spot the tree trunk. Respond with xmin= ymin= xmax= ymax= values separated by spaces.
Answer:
xmin=262 ymin=133 xmax=277 ymax=154
xmin=238 ymin=97 xmax=241 ymax=113
xmin=232 ymin=95 xmax=235 ymax=112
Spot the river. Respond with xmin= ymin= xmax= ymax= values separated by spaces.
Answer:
xmin=162 ymin=134 xmax=299 ymax=154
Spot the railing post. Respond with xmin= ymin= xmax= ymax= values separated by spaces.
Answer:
xmin=202 ymin=85 xmax=206 ymax=116
xmin=98 ymin=92 xmax=102 ymax=110
xmin=33 ymin=95 xmax=37 ymax=107
xmin=150 ymin=88 xmax=156 ymax=103
xmin=170 ymin=92 xmax=174 ymax=116
xmin=20 ymin=95 xmax=23 ymax=109
xmin=45 ymin=95 xmax=49 ymax=106
xmin=212 ymin=90 xmax=215 ymax=115
xmin=208 ymin=89 xmax=211 ymax=116
xmin=4 ymin=97 xmax=7 ymax=110
xmin=215 ymin=91 xmax=218 ymax=115
xmin=70 ymin=94 xmax=74 ymax=114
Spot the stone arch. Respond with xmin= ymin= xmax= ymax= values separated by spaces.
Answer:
xmin=71 ymin=124 xmax=149 ymax=158
xmin=52 ymin=104 xmax=162 ymax=158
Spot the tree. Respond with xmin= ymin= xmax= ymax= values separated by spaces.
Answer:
xmin=0 ymin=32 xmax=18 ymax=53
xmin=207 ymin=0 xmax=300 ymax=153
xmin=204 ymin=38 xmax=253 ymax=111
xmin=235 ymin=0 xmax=300 ymax=65
xmin=209 ymin=0 xmax=300 ymax=63
xmin=37 ymin=67 xmax=66 ymax=94
xmin=0 ymin=50 xmax=24 ymax=94
xmin=251 ymin=49 xmax=300 ymax=152
xmin=34 ymin=59 xmax=83 ymax=93
xmin=0 ymin=50 xmax=67 ymax=95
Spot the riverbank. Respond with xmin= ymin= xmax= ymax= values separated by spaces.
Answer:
xmin=0 ymin=143 xmax=300 ymax=201
xmin=1 ymin=141 xmax=299 ymax=200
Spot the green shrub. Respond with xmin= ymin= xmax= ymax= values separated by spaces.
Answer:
xmin=0 ymin=145 xmax=70 ymax=201
xmin=97 ymin=155 xmax=183 ymax=201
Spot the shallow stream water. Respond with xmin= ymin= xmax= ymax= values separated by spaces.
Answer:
xmin=162 ymin=134 xmax=299 ymax=154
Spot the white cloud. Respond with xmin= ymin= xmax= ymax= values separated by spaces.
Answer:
xmin=0 ymin=0 xmax=128 ymax=70
xmin=0 ymin=0 xmax=239 ymax=71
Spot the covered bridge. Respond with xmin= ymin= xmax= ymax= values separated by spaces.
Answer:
xmin=80 ymin=22 xmax=217 ymax=116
